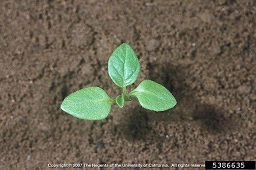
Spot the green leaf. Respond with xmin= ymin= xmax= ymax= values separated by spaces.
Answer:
xmin=61 ymin=87 xmax=113 ymax=120
xmin=108 ymin=43 xmax=140 ymax=88
xmin=130 ymin=80 xmax=177 ymax=111
xmin=116 ymin=94 xmax=124 ymax=108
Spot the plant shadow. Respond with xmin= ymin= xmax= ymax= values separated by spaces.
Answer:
xmin=193 ymin=104 xmax=236 ymax=133
xmin=146 ymin=62 xmax=236 ymax=133
xmin=115 ymin=105 xmax=161 ymax=142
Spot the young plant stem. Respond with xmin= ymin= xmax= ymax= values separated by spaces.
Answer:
xmin=109 ymin=98 xmax=116 ymax=105
xmin=122 ymin=87 xmax=126 ymax=94
xmin=122 ymin=87 xmax=131 ymax=101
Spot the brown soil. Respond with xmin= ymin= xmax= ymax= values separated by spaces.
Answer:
xmin=1 ymin=0 xmax=255 ymax=170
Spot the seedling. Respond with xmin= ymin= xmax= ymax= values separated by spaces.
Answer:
xmin=61 ymin=43 xmax=177 ymax=120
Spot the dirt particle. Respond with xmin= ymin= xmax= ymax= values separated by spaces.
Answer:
xmin=197 ymin=10 xmax=213 ymax=23
xmin=70 ymin=23 xmax=93 ymax=48
xmin=146 ymin=39 xmax=160 ymax=51
xmin=237 ymin=85 xmax=251 ymax=94
xmin=204 ymin=78 xmax=218 ymax=91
